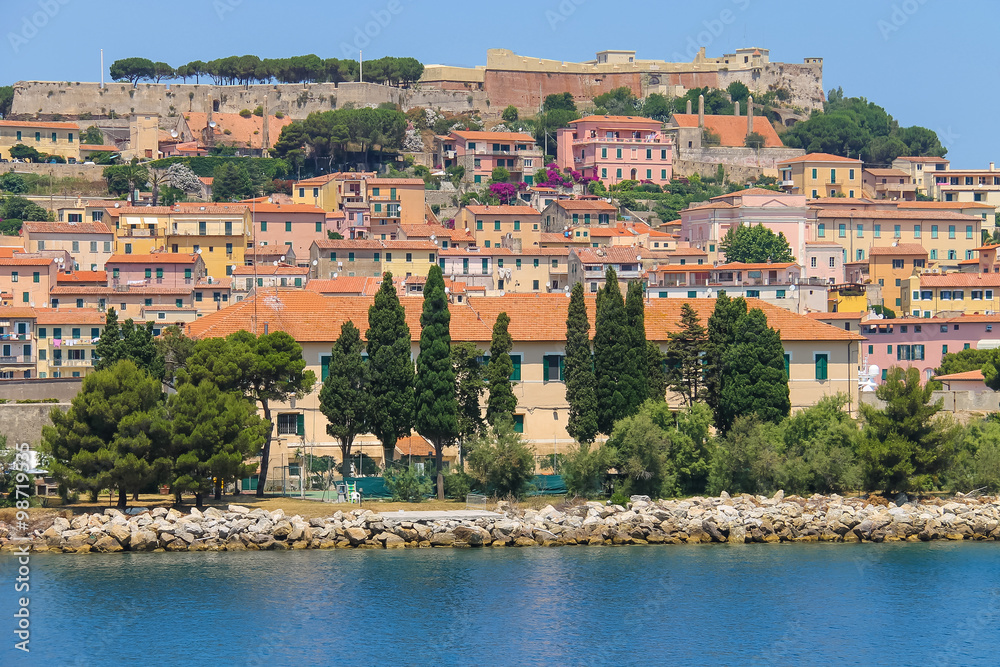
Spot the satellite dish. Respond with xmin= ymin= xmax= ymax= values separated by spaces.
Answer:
xmin=445 ymin=287 xmax=450 ymax=294
xmin=170 ymin=129 xmax=178 ymax=138
xmin=636 ymin=255 xmax=642 ymax=261
xmin=499 ymin=290 xmax=505 ymax=296
xmin=280 ymin=255 xmax=286 ymax=262
xmin=450 ymin=275 xmax=456 ymax=282
xmin=333 ymin=272 xmax=338 ymax=278
xmin=869 ymin=364 xmax=880 ymax=377
xmin=209 ymin=121 xmax=217 ymax=128
xmin=312 ymin=259 xmax=318 ymax=266
xmin=114 ymin=203 xmax=120 ymax=208
xmin=196 ymin=249 xmax=202 ymax=254
xmin=430 ymin=234 xmax=436 ymax=241
xmin=564 ymin=285 xmax=570 ymax=292
xmin=267 ymin=197 xmax=273 ymax=204
xmin=273 ymin=261 xmax=279 ymax=266
xmin=259 ymin=241 xmax=265 ymax=246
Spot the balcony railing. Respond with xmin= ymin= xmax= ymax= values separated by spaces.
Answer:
xmin=58 ymin=359 xmax=92 ymax=367
xmin=0 ymin=355 xmax=33 ymax=364
xmin=0 ymin=333 xmax=31 ymax=341
xmin=572 ymin=136 xmax=665 ymax=145
xmin=781 ymin=180 xmax=795 ymax=187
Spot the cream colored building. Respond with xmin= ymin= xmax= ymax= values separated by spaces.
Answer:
xmin=21 ymin=222 xmax=115 ymax=272
xmin=0 ymin=120 xmax=81 ymax=162
xmin=778 ymin=153 xmax=863 ymax=199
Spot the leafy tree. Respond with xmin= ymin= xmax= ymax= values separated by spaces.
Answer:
xmin=623 ymin=281 xmax=648 ymax=415
xmin=490 ymin=166 xmax=511 ymax=184
xmin=0 ymin=196 xmax=49 ymax=222
xmin=870 ymin=304 xmax=896 ymax=319
xmin=452 ymin=341 xmax=486 ymax=460
xmin=383 ymin=465 xmax=433 ymax=502
xmin=81 ymin=125 xmax=105 ymax=145
xmin=933 ymin=347 xmax=995 ymax=389
xmin=102 ymin=159 xmax=149 ymax=197
xmin=701 ymin=129 xmax=722 ymax=147
xmin=646 ymin=342 xmax=667 ymax=402
xmin=319 ymin=321 xmax=371 ymax=476
xmin=639 ymin=93 xmax=672 ymax=120
xmin=708 ymin=415 xmax=783 ymax=495
xmin=168 ymin=379 xmax=267 ymax=506
xmin=666 ymin=302 xmax=708 ymax=405
xmin=0 ymin=173 xmax=27 ymax=194
xmin=165 ymin=162 xmax=203 ymax=193
xmin=155 ymin=324 xmax=196 ymax=388
xmin=719 ymin=224 xmax=795 ymax=263
xmin=501 ymin=105 xmax=519 ymax=122
xmin=0 ymin=86 xmax=12 ymax=118
xmin=414 ymin=265 xmax=458 ymax=499
xmin=744 ymin=131 xmax=766 ymax=149
xmin=8 ymin=144 xmax=42 ymax=161
xmin=533 ymin=108 xmax=580 ymax=154
xmin=367 ymin=272 xmax=414 ymax=466
xmin=594 ymin=268 xmax=630 ymax=434
xmin=776 ymin=394 xmax=861 ymax=495
xmin=717 ymin=308 xmax=790 ymax=433
xmin=486 ymin=312 xmax=517 ymax=427
xmin=704 ymin=292 xmax=747 ymax=425
xmin=543 ymin=92 xmax=577 ymax=112
xmin=562 ymin=441 xmax=615 ymax=497
xmin=466 ymin=419 xmax=536 ymax=498
xmin=212 ymin=161 xmax=255 ymax=201
xmin=726 ymin=81 xmax=750 ymax=105
xmin=564 ymin=282 xmax=598 ymax=444
xmin=109 ymin=57 xmax=156 ymax=85
xmin=42 ymin=360 xmax=169 ymax=508
xmin=180 ymin=331 xmax=315 ymax=496
xmin=592 ymin=87 xmax=640 ymax=116
xmin=95 ymin=309 xmax=164 ymax=380
xmin=858 ymin=366 xmax=955 ymax=494
xmin=946 ymin=419 xmax=1000 ymax=493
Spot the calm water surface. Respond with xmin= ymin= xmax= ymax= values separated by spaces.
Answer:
xmin=2 ymin=542 xmax=998 ymax=666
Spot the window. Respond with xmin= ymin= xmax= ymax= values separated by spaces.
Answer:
xmin=817 ymin=223 xmax=825 ymax=237
xmin=261 ymin=221 xmax=267 ymax=232
xmin=810 ymin=257 xmax=817 ymax=268
xmin=746 ymin=290 xmax=760 ymax=298
xmin=285 ymin=222 xmax=292 ymax=232
xmin=942 ymin=344 xmax=948 ymax=354
xmin=940 ymin=324 xmax=949 ymax=333
xmin=616 ymin=148 xmax=622 ymax=159
xmin=494 ymin=221 xmax=501 ymax=231
xmin=930 ymin=225 xmax=938 ymax=239
xmin=509 ymin=354 xmax=522 ymax=381
xmin=543 ymin=354 xmax=565 ymax=382
xmin=513 ymin=221 xmax=520 ymax=231
xmin=815 ymin=354 xmax=828 ymax=380
xmin=892 ymin=259 xmax=905 ymax=269
xmin=616 ymin=169 xmax=622 ymax=178
xmin=829 ymin=257 xmax=836 ymax=268
xmin=811 ymin=168 xmax=817 ymax=179
xmin=175 ymin=299 xmax=183 ymax=308
xmin=513 ymin=414 xmax=524 ymax=433
xmin=601 ymin=147 xmax=607 ymax=159
xmin=949 ymin=225 xmax=956 ymax=239
xmin=930 ymin=249 xmax=938 ymax=260
xmin=156 ymin=268 xmax=164 ymax=279
xmin=857 ymin=223 xmax=863 ymax=238
xmin=125 ymin=243 xmax=132 ymax=254
xmin=967 ymin=225 xmax=974 ymax=239
xmin=10 ymin=271 xmax=17 ymax=283
xmin=893 ymin=225 xmax=901 ymax=238
xmin=145 ymin=268 xmax=152 ymax=279
xmin=849 ymin=169 xmax=855 ymax=180
xmin=838 ymin=224 xmax=846 ymax=238
xmin=76 ymin=299 xmax=83 ymax=308
xmin=348 ymin=252 xmax=355 ymax=262
xmin=856 ymin=249 xmax=865 ymax=261
xmin=776 ymin=289 xmax=786 ymax=299
xmin=830 ymin=169 xmax=837 ymax=182
xmin=276 ymin=413 xmax=303 ymax=436
xmin=532 ymin=280 xmax=539 ymax=291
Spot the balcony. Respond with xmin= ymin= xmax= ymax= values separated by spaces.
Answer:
xmin=780 ymin=180 xmax=795 ymax=188
xmin=0 ymin=355 xmax=33 ymax=364
xmin=0 ymin=333 xmax=31 ymax=341
xmin=122 ymin=228 xmax=160 ymax=238
xmin=57 ymin=359 xmax=92 ymax=367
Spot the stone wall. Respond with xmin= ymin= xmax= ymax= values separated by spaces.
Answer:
xmin=483 ymin=70 xmax=642 ymax=112
xmin=675 ymin=146 xmax=806 ymax=170
xmin=674 ymin=159 xmax=777 ymax=183
xmin=11 ymin=81 xmax=488 ymax=121
xmin=3 ymin=162 xmax=106 ymax=181
xmin=0 ymin=403 xmax=68 ymax=447
xmin=861 ymin=390 xmax=1000 ymax=414
xmin=0 ymin=377 xmax=82 ymax=401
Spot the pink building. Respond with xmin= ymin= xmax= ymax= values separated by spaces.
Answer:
xmin=250 ymin=203 xmax=329 ymax=260
xmin=858 ymin=314 xmax=1000 ymax=382
xmin=556 ymin=116 xmax=673 ymax=186
xmin=435 ymin=131 xmax=543 ymax=185
xmin=105 ymin=253 xmax=206 ymax=289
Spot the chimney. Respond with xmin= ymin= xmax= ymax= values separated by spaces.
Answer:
xmin=991 ymin=162 xmax=996 ymax=172
xmin=697 ymin=94 xmax=704 ymax=129
xmin=734 ymin=101 xmax=740 ymax=117
xmin=686 ymin=99 xmax=692 ymax=115
xmin=747 ymin=95 xmax=754 ymax=135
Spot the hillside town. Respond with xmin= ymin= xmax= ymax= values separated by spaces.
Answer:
xmin=0 ymin=44 xmax=994 ymax=500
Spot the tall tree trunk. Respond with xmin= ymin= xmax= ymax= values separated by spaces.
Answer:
xmin=256 ymin=401 xmax=272 ymax=497
xmin=195 ymin=492 xmax=204 ymax=509
xmin=340 ymin=439 xmax=353 ymax=477
xmin=214 ymin=478 xmax=222 ymax=501
xmin=117 ymin=487 xmax=128 ymax=509
xmin=132 ymin=491 xmax=139 ymax=501
xmin=382 ymin=436 xmax=395 ymax=472
xmin=435 ymin=440 xmax=444 ymax=501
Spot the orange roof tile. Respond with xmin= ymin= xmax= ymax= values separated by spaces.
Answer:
xmin=395 ymin=433 xmax=435 ymax=458
xmin=183 ymin=112 xmax=292 ymax=150
xmin=805 ymin=311 xmax=867 ymax=320
xmin=367 ymin=178 xmax=425 ymax=186
xmin=864 ymin=168 xmax=909 ymax=177
xmin=56 ymin=271 xmax=107 ymax=283
xmin=934 ymin=369 xmax=985 ymax=381
xmin=895 ymin=156 xmax=950 ymax=163
xmin=0 ymin=120 xmax=79 ymax=130
xmin=554 ymin=199 xmax=616 ymax=211
xmin=22 ymin=221 xmax=112 ymax=235
xmin=671 ymin=113 xmax=783 ymax=148
xmin=868 ymin=244 xmax=928 ymax=256
xmin=105 ymin=254 xmax=199 ymax=264
xmin=451 ymin=130 xmax=536 ymax=143
xmin=573 ymin=246 xmax=642 ymax=264
xmin=33 ymin=308 xmax=105 ymax=325
xmin=919 ymin=274 xmax=1000 ymax=287
xmin=306 ymin=277 xmax=381 ymax=295
xmin=778 ymin=152 xmax=862 ymax=165
xmin=897 ymin=201 xmax=995 ymax=210
xmin=0 ymin=257 xmax=54 ymax=266
xmin=232 ymin=264 xmax=308 ymax=276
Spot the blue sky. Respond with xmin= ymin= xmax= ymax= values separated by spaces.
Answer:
xmin=0 ymin=0 xmax=991 ymax=165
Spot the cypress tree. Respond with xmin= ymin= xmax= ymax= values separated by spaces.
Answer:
xmin=666 ymin=302 xmax=709 ymax=406
xmin=704 ymin=292 xmax=748 ymax=427
xmin=646 ymin=341 xmax=667 ymax=402
xmin=717 ymin=308 xmax=790 ymax=433
xmin=594 ymin=268 xmax=629 ymax=435
xmin=565 ymin=282 xmax=598 ymax=444
xmin=623 ymin=281 xmax=648 ymax=413
xmin=319 ymin=321 xmax=370 ymax=476
xmin=94 ymin=307 xmax=121 ymax=370
xmin=414 ymin=265 xmax=458 ymax=499
xmin=486 ymin=311 xmax=517 ymax=426
xmin=367 ymin=272 xmax=415 ymax=468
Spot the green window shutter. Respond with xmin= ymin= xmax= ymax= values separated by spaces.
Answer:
xmin=513 ymin=414 xmax=524 ymax=433
xmin=815 ymin=354 xmax=828 ymax=381
xmin=559 ymin=355 xmax=565 ymax=381
xmin=91 ymin=328 xmax=100 ymax=338
xmin=510 ymin=354 xmax=521 ymax=382
xmin=783 ymin=353 xmax=790 ymax=379
xmin=296 ymin=413 xmax=305 ymax=436
xmin=320 ymin=355 xmax=331 ymax=381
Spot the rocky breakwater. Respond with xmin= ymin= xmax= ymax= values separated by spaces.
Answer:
xmin=3 ymin=493 xmax=1000 ymax=554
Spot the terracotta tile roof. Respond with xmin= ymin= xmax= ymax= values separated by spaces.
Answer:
xmin=934 ymin=369 xmax=984 ymax=381
xmin=183 ymin=112 xmax=292 ymax=150
xmin=868 ymin=244 xmax=928 ymax=256
xmin=313 ymin=239 xmax=384 ymax=250
xmin=572 ymin=246 xmax=642 ymax=264
xmin=245 ymin=247 xmax=291 ymax=258
xmin=864 ymin=168 xmax=909 ymax=177
xmin=516 ymin=248 xmax=570 ymax=256
xmin=0 ymin=257 xmax=54 ymax=266
xmin=571 ymin=115 xmax=665 ymax=125
xmin=814 ymin=209 xmax=980 ymax=221
xmin=232 ymin=264 xmax=309 ymax=276
xmin=946 ymin=313 xmax=1000 ymax=323
xmin=587 ymin=225 xmax=640 ymax=237
xmin=306 ymin=277 xmax=382 ymax=295
xmin=554 ymin=199 xmax=616 ymax=211
xmin=438 ymin=247 xmax=514 ymax=257
xmin=714 ymin=262 xmax=797 ymax=270
xmin=710 ymin=187 xmax=788 ymax=199
xmin=805 ymin=311 xmax=867 ymax=320
xmin=57 ymin=271 xmax=107 ymax=283
xmin=778 ymin=152 xmax=862 ymax=165
xmin=464 ymin=205 xmax=541 ymax=216
xmin=79 ymin=144 xmax=118 ymax=152
xmin=0 ymin=307 xmax=37 ymax=319
xmin=140 ymin=305 xmax=198 ymax=312
xmin=895 ymin=156 xmax=950 ymax=163
xmin=806 ymin=197 xmax=880 ymax=205
xmin=919 ymin=274 xmax=1000 ymax=287
xmin=22 ymin=221 xmax=112 ymax=235
xmin=959 ymin=258 xmax=980 ymax=265
xmin=47 ymin=286 xmax=114 ymax=296
xmin=0 ymin=120 xmax=79 ymax=130
xmin=33 ymin=308 xmax=105 ymax=325
xmin=293 ymin=174 xmax=338 ymax=187
xmin=666 ymin=247 xmax=707 ymax=256
xmin=367 ymin=178 xmax=425 ymax=186
xmin=451 ymin=130 xmax=536 ymax=143
xmin=539 ymin=233 xmax=574 ymax=243
xmin=380 ymin=240 xmax=439 ymax=250
xmin=670 ymin=114 xmax=783 ymax=148
xmin=106 ymin=254 xmax=199 ymax=264
xmin=898 ymin=201 xmax=995 ymax=210
xmin=196 ymin=277 xmax=232 ymax=288
xmin=395 ymin=433 xmax=435 ymax=458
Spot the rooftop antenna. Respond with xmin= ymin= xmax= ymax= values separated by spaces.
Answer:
xmin=100 ymin=49 xmax=104 ymax=89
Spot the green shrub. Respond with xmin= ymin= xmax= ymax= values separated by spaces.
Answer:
xmin=562 ymin=442 xmax=614 ymax=497
xmin=467 ymin=419 xmax=536 ymax=498
xmin=443 ymin=471 xmax=475 ymax=499
xmin=383 ymin=465 xmax=433 ymax=502
xmin=239 ymin=109 xmax=252 ymax=118
xmin=609 ymin=490 xmax=630 ymax=507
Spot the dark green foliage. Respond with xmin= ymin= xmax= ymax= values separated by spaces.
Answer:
xmin=154 ymin=325 xmax=195 ymax=388
xmin=443 ymin=470 xmax=475 ymax=499
xmin=0 ymin=86 xmax=12 ymax=118
xmin=774 ymin=394 xmax=861 ymax=495
xmin=490 ymin=166 xmax=510 ymax=183
xmin=858 ymin=367 xmax=955 ymax=493
xmin=543 ymin=93 xmax=577 ymax=112
xmin=94 ymin=308 xmax=164 ymax=380
xmin=533 ymin=108 xmax=580 ymax=153
xmin=109 ymin=57 xmax=156 ymax=85
xmin=592 ymin=87 xmax=640 ymax=116
xmin=147 ymin=156 xmax=288 ymax=179
xmin=486 ymin=312 xmax=517 ymax=426
xmin=0 ymin=196 xmax=49 ymax=224
xmin=501 ymin=105 xmax=519 ymax=122
xmin=704 ymin=292 xmax=748 ymax=425
xmin=623 ymin=281 xmax=649 ymax=415
xmin=272 ymin=107 xmax=408 ymax=171
xmin=608 ymin=401 xmax=714 ymax=498
xmin=562 ymin=441 xmax=614 ymax=497
xmin=452 ymin=342 xmax=486 ymax=448
xmin=367 ymin=272 xmax=414 ymax=466
xmin=42 ymin=361 xmax=169 ymax=508
xmin=383 ymin=465 xmax=433 ymax=502
xmin=870 ymin=304 xmax=896 ymax=319
xmin=319 ymin=321 xmax=370 ymax=476
xmin=466 ymin=419 xmax=536 ymax=498
xmin=594 ymin=269 xmax=630 ymax=434
xmin=666 ymin=302 xmax=708 ymax=405
xmin=946 ymin=420 xmax=1000 ymax=493
xmin=81 ymin=125 xmax=104 ymax=145
xmin=102 ymin=159 xmax=149 ymax=196
xmin=181 ymin=330 xmax=315 ymax=496
xmin=719 ymin=224 xmax=795 ymax=263
xmin=744 ymin=131 xmax=766 ymax=149
xmin=933 ymin=347 xmax=995 ymax=390
xmin=0 ymin=173 xmax=27 ymax=194
xmin=646 ymin=342 xmax=667 ymax=402
xmin=708 ymin=415 xmax=783 ymax=495
xmin=717 ymin=308 xmax=790 ymax=433
xmin=414 ymin=265 xmax=458 ymax=498
xmin=564 ymin=282 xmax=598 ymax=444
xmin=211 ymin=161 xmax=255 ymax=201
xmin=167 ymin=380 xmax=267 ymax=506
xmin=726 ymin=81 xmax=750 ymax=105
xmin=8 ymin=144 xmax=41 ymax=161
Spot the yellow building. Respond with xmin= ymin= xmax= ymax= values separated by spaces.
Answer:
xmin=0 ymin=120 xmax=81 ymax=162
xmin=366 ymin=178 xmax=426 ymax=228
xmin=778 ymin=153 xmax=863 ymax=199
xmin=493 ymin=248 xmax=571 ymax=293
xmin=292 ymin=174 xmax=340 ymax=211
xmin=34 ymin=308 xmax=105 ymax=379
xmin=456 ymin=204 xmax=542 ymax=250
xmin=901 ymin=273 xmax=1000 ymax=318
xmin=868 ymin=244 xmax=928 ymax=311
xmin=187 ymin=291 xmax=862 ymax=483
